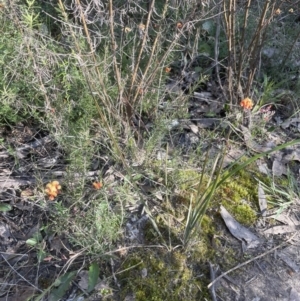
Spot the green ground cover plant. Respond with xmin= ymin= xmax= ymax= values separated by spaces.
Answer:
xmin=1 ymin=0 xmax=300 ymax=300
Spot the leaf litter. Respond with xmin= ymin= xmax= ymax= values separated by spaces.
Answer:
xmin=218 ymin=158 xmax=300 ymax=300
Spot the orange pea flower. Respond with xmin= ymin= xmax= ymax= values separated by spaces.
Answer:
xmin=176 ymin=22 xmax=183 ymax=29
xmin=45 ymin=181 xmax=61 ymax=200
xmin=165 ymin=67 xmax=172 ymax=73
xmin=93 ymin=182 xmax=103 ymax=190
xmin=138 ymin=23 xmax=145 ymax=31
xmin=240 ymin=97 xmax=254 ymax=110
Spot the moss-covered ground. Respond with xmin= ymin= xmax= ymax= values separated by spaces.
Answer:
xmin=114 ymin=161 xmax=268 ymax=299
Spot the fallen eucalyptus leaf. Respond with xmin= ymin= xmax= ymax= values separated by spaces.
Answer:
xmin=264 ymin=225 xmax=299 ymax=235
xmin=267 ymin=211 xmax=300 ymax=226
xmin=278 ymin=247 xmax=300 ymax=273
xmin=272 ymin=160 xmax=287 ymax=176
xmin=257 ymin=162 xmax=269 ymax=174
xmin=258 ymin=183 xmax=267 ymax=217
xmin=220 ymin=205 xmax=260 ymax=248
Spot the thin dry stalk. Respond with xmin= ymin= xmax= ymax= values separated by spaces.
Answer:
xmin=119 ymin=0 xmax=183 ymax=123
xmin=58 ymin=0 xmax=128 ymax=166
xmin=145 ymin=35 xmax=180 ymax=87
xmin=108 ymin=0 xmax=133 ymax=123
xmin=245 ymin=0 xmax=273 ymax=96
xmin=108 ymin=0 xmax=123 ymax=95
xmin=214 ymin=3 xmax=225 ymax=96
xmin=224 ymin=0 xmax=284 ymax=101
xmin=58 ymin=0 xmax=110 ymax=109
xmin=224 ymin=0 xmax=236 ymax=106
xmin=236 ymin=0 xmax=252 ymax=97
xmin=128 ymin=0 xmax=155 ymax=102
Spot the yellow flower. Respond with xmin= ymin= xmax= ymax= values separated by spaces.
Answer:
xmin=240 ymin=98 xmax=254 ymax=110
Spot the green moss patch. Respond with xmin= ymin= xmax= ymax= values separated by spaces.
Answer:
xmin=118 ymin=248 xmax=206 ymax=300
xmin=218 ymin=168 xmax=259 ymax=226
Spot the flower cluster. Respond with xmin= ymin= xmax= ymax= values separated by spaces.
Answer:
xmin=240 ymin=97 xmax=254 ymax=110
xmin=92 ymin=181 xmax=103 ymax=190
xmin=176 ymin=22 xmax=183 ymax=29
xmin=45 ymin=181 xmax=61 ymax=201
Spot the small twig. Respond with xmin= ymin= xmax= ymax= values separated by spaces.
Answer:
xmin=245 ymin=0 xmax=272 ymax=96
xmin=110 ymin=257 xmax=120 ymax=288
xmin=128 ymin=0 xmax=154 ymax=98
xmin=60 ymin=249 xmax=86 ymax=276
xmin=236 ymin=0 xmax=252 ymax=94
xmin=209 ymin=262 xmax=218 ymax=301
xmin=207 ymin=233 xmax=297 ymax=289
xmin=214 ymin=3 xmax=225 ymax=97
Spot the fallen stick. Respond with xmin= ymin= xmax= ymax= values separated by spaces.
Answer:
xmin=208 ymin=262 xmax=218 ymax=301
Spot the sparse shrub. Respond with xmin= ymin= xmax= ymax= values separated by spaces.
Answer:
xmin=2 ymin=0 xmax=300 ymax=300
